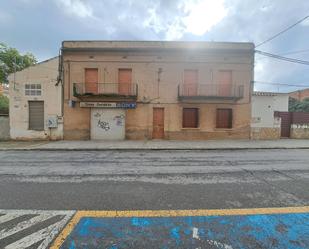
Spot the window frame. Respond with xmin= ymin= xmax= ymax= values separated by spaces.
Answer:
xmin=25 ymin=84 xmax=42 ymax=96
xmin=216 ymin=108 xmax=233 ymax=129
xmin=182 ymin=107 xmax=199 ymax=128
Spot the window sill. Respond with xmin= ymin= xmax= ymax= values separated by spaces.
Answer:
xmin=214 ymin=128 xmax=233 ymax=131
xmin=181 ymin=127 xmax=200 ymax=130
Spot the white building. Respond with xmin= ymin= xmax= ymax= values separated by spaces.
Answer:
xmin=9 ymin=57 xmax=63 ymax=140
xmin=251 ymin=91 xmax=289 ymax=139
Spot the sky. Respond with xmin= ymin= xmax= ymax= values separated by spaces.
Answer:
xmin=1 ymin=0 xmax=309 ymax=92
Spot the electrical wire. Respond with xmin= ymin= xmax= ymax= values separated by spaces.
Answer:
xmin=255 ymin=14 xmax=309 ymax=48
xmin=254 ymin=81 xmax=309 ymax=87
xmin=255 ymin=50 xmax=309 ymax=65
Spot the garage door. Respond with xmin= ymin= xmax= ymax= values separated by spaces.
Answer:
xmin=91 ymin=108 xmax=125 ymax=140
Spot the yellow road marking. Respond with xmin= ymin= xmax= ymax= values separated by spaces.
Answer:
xmin=50 ymin=206 xmax=309 ymax=249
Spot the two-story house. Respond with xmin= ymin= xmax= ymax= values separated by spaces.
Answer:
xmin=61 ymin=41 xmax=254 ymax=140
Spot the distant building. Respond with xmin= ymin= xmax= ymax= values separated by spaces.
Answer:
xmin=61 ymin=40 xmax=254 ymax=140
xmin=251 ymin=91 xmax=289 ymax=139
xmin=8 ymin=57 xmax=63 ymax=140
xmin=289 ymin=88 xmax=309 ymax=101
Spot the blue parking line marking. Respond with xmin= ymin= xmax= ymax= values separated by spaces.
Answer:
xmin=59 ymin=212 xmax=309 ymax=249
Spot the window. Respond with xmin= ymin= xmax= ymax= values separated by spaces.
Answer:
xmin=29 ymin=101 xmax=44 ymax=130
xmin=182 ymin=108 xmax=198 ymax=128
xmin=216 ymin=109 xmax=232 ymax=128
xmin=25 ymin=84 xmax=41 ymax=96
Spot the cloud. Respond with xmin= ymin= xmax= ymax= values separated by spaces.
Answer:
xmin=183 ymin=0 xmax=227 ymax=36
xmin=143 ymin=0 xmax=227 ymax=40
xmin=1 ymin=0 xmax=309 ymax=92
xmin=55 ymin=0 xmax=93 ymax=18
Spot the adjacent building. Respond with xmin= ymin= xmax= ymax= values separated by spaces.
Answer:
xmin=9 ymin=57 xmax=63 ymax=140
xmin=251 ymin=91 xmax=289 ymax=139
xmin=61 ymin=41 xmax=254 ymax=140
xmin=289 ymin=88 xmax=309 ymax=101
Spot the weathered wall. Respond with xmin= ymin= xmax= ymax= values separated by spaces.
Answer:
xmin=0 ymin=115 xmax=10 ymax=140
xmin=251 ymin=94 xmax=288 ymax=128
xmin=8 ymin=57 xmax=63 ymax=140
xmin=250 ymin=127 xmax=281 ymax=140
xmin=290 ymin=124 xmax=309 ymax=139
xmin=63 ymin=41 xmax=254 ymax=140
xmin=251 ymin=94 xmax=288 ymax=140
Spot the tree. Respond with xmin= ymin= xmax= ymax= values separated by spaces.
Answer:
xmin=0 ymin=42 xmax=37 ymax=83
xmin=0 ymin=95 xmax=9 ymax=114
xmin=289 ymin=97 xmax=309 ymax=112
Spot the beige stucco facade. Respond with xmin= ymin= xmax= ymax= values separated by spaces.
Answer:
xmin=9 ymin=57 xmax=63 ymax=140
xmin=62 ymin=41 xmax=254 ymax=140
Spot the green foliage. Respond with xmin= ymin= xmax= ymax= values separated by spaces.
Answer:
xmin=0 ymin=95 xmax=9 ymax=114
xmin=289 ymin=97 xmax=309 ymax=112
xmin=0 ymin=42 xmax=37 ymax=83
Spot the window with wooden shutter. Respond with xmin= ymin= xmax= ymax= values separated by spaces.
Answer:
xmin=182 ymin=108 xmax=198 ymax=128
xmin=216 ymin=109 xmax=232 ymax=128
xmin=29 ymin=101 xmax=44 ymax=131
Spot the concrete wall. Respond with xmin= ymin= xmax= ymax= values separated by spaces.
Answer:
xmin=0 ymin=115 xmax=9 ymax=140
xmin=8 ymin=57 xmax=63 ymax=140
xmin=62 ymin=41 xmax=254 ymax=140
xmin=251 ymin=94 xmax=288 ymax=139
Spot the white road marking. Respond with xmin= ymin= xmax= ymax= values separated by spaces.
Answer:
xmin=0 ymin=213 xmax=54 ymax=240
xmin=0 ymin=214 xmax=24 ymax=225
xmin=0 ymin=210 xmax=75 ymax=249
xmin=192 ymin=227 xmax=199 ymax=239
xmin=207 ymin=239 xmax=234 ymax=249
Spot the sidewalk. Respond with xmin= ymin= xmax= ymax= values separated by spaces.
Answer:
xmin=0 ymin=139 xmax=309 ymax=151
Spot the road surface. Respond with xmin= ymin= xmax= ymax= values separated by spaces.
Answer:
xmin=0 ymin=149 xmax=308 ymax=210
xmin=0 ymin=149 xmax=309 ymax=249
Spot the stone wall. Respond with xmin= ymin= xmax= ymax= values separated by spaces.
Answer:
xmin=0 ymin=115 xmax=10 ymax=140
xmin=250 ymin=127 xmax=281 ymax=140
xmin=290 ymin=124 xmax=309 ymax=139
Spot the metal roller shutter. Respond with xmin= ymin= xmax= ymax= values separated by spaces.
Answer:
xmin=29 ymin=101 xmax=44 ymax=131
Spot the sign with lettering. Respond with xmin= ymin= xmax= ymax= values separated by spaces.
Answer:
xmin=80 ymin=102 xmax=136 ymax=109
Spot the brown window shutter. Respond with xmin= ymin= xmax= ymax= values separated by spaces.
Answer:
xmin=216 ymin=109 xmax=232 ymax=128
xmin=183 ymin=108 xmax=198 ymax=128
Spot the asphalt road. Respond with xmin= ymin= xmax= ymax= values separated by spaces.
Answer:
xmin=0 ymin=149 xmax=309 ymax=210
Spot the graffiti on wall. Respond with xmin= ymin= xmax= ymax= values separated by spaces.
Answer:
xmin=97 ymin=120 xmax=110 ymax=131
xmin=113 ymin=114 xmax=125 ymax=126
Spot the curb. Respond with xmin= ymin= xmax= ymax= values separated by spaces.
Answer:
xmin=1 ymin=147 xmax=309 ymax=151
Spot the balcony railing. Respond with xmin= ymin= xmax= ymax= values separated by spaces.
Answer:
xmin=73 ymin=83 xmax=138 ymax=98
xmin=178 ymin=83 xmax=244 ymax=101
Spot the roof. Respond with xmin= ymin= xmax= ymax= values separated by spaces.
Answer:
xmin=289 ymin=88 xmax=309 ymax=94
xmin=61 ymin=40 xmax=255 ymax=53
xmin=253 ymin=91 xmax=288 ymax=96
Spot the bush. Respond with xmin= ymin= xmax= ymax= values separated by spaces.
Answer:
xmin=0 ymin=95 xmax=9 ymax=114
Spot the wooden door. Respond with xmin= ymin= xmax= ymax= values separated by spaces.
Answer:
xmin=152 ymin=108 xmax=164 ymax=139
xmin=218 ymin=70 xmax=232 ymax=96
xmin=118 ymin=69 xmax=132 ymax=95
xmin=184 ymin=70 xmax=198 ymax=96
xmin=85 ymin=68 xmax=98 ymax=94
xmin=278 ymin=112 xmax=292 ymax=137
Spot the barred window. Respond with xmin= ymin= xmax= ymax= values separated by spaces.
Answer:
xmin=25 ymin=84 xmax=41 ymax=96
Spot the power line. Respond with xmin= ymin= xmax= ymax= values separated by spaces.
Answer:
xmin=255 ymin=14 xmax=309 ymax=48
xmin=255 ymin=50 xmax=309 ymax=65
xmin=254 ymin=81 xmax=309 ymax=87
xmin=255 ymin=48 xmax=309 ymax=61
